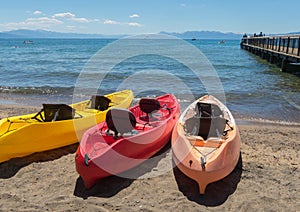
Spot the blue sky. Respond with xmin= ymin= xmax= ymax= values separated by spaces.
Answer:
xmin=0 ymin=0 xmax=299 ymax=35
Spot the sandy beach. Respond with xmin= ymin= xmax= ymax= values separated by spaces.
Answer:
xmin=0 ymin=104 xmax=299 ymax=211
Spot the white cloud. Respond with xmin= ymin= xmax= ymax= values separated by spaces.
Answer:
xmin=103 ymin=19 xmax=142 ymax=27
xmin=129 ymin=14 xmax=140 ymax=18
xmin=0 ymin=11 xmax=141 ymax=32
xmin=66 ymin=25 xmax=76 ymax=30
xmin=26 ymin=17 xmax=63 ymax=24
xmin=71 ymin=17 xmax=90 ymax=23
xmin=0 ymin=17 xmax=63 ymax=30
xmin=33 ymin=10 xmax=42 ymax=15
xmin=128 ymin=22 xmax=142 ymax=27
xmin=52 ymin=12 xmax=75 ymax=19
xmin=180 ymin=3 xmax=187 ymax=7
xmin=52 ymin=12 xmax=97 ymax=23
xmin=103 ymin=19 xmax=120 ymax=25
xmin=0 ymin=11 xmax=99 ymax=32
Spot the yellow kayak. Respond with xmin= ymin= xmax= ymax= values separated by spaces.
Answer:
xmin=0 ymin=90 xmax=133 ymax=163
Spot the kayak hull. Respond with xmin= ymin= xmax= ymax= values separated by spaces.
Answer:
xmin=76 ymin=94 xmax=180 ymax=188
xmin=0 ymin=90 xmax=133 ymax=163
xmin=172 ymin=95 xmax=241 ymax=194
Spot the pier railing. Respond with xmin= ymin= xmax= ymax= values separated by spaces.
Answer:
xmin=241 ymin=35 xmax=300 ymax=57
xmin=241 ymin=35 xmax=300 ymax=73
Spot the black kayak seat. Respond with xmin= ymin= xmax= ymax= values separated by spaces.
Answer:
xmin=196 ymin=102 xmax=223 ymax=118
xmin=42 ymin=104 xmax=75 ymax=122
xmin=184 ymin=116 xmax=227 ymax=140
xmin=106 ymin=108 xmax=137 ymax=137
xmin=139 ymin=98 xmax=161 ymax=121
xmin=90 ymin=95 xmax=111 ymax=111
xmin=198 ymin=117 xmax=227 ymax=139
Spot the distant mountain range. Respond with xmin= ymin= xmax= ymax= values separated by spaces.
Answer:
xmin=0 ymin=29 xmax=244 ymax=39
xmin=0 ymin=29 xmax=299 ymax=39
xmin=0 ymin=29 xmax=124 ymax=39
xmin=283 ymin=32 xmax=300 ymax=35
xmin=160 ymin=31 xmax=243 ymax=39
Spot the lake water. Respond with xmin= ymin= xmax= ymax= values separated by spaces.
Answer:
xmin=0 ymin=36 xmax=299 ymax=124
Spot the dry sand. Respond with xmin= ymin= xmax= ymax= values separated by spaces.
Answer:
xmin=0 ymin=104 xmax=299 ymax=211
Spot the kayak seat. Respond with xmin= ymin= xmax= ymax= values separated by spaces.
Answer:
xmin=185 ymin=116 xmax=227 ymax=140
xmin=43 ymin=104 xmax=75 ymax=122
xmin=106 ymin=108 xmax=137 ymax=138
xmin=139 ymin=98 xmax=161 ymax=122
xmin=90 ymin=95 xmax=111 ymax=111
xmin=196 ymin=102 xmax=223 ymax=118
xmin=197 ymin=102 xmax=211 ymax=117
xmin=198 ymin=117 xmax=227 ymax=140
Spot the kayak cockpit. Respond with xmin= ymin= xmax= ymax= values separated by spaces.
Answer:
xmin=182 ymin=101 xmax=234 ymax=148
xmin=32 ymin=104 xmax=75 ymax=122
xmin=31 ymin=95 xmax=112 ymax=122
xmin=85 ymin=97 xmax=172 ymax=146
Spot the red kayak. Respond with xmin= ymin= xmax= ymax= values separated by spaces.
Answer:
xmin=75 ymin=94 xmax=180 ymax=188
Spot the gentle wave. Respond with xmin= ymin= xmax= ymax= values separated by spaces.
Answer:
xmin=0 ymin=86 xmax=74 ymax=95
xmin=236 ymin=118 xmax=300 ymax=126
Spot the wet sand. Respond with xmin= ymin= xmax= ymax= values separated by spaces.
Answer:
xmin=0 ymin=104 xmax=299 ymax=211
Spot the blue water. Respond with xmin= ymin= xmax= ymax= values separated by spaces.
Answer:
xmin=0 ymin=38 xmax=299 ymax=123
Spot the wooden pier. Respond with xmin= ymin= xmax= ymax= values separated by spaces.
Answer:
xmin=240 ymin=35 xmax=300 ymax=73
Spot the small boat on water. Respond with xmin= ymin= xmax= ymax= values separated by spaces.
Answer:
xmin=218 ymin=40 xmax=226 ymax=44
xmin=75 ymin=94 xmax=180 ymax=189
xmin=23 ymin=40 xmax=34 ymax=44
xmin=171 ymin=95 xmax=241 ymax=194
xmin=0 ymin=90 xmax=133 ymax=163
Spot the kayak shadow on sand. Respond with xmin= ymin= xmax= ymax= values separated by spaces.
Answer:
xmin=73 ymin=142 xmax=171 ymax=199
xmin=73 ymin=175 xmax=133 ymax=199
xmin=173 ymin=152 xmax=243 ymax=206
xmin=0 ymin=143 xmax=78 ymax=179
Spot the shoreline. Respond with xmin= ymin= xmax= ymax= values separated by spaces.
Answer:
xmin=1 ymin=103 xmax=299 ymax=127
xmin=0 ymin=104 xmax=299 ymax=211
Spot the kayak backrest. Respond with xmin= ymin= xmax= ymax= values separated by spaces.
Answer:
xmin=106 ymin=108 xmax=137 ymax=136
xmin=42 ymin=104 xmax=75 ymax=122
xmin=197 ymin=102 xmax=211 ymax=117
xmin=196 ymin=102 xmax=223 ymax=118
xmin=139 ymin=98 xmax=161 ymax=114
xmin=199 ymin=117 xmax=227 ymax=139
xmin=139 ymin=98 xmax=161 ymax=121
xmin=90 ymin=95 xmax=111 ymax=111
xmin=185 ymin=116 xmax=227 ymax=140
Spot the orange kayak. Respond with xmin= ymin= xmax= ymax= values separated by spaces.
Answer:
xmin=171 ymin=95 xmax=241 ymax=194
